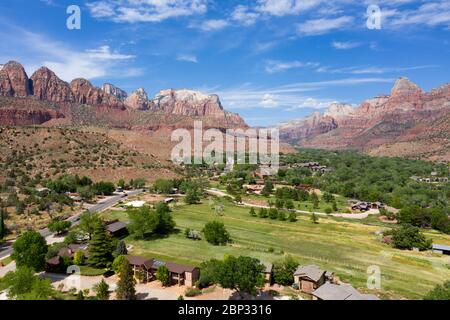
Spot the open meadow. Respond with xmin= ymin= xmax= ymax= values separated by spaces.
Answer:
xmin=101 ymin=198 xmax=450 ymax=300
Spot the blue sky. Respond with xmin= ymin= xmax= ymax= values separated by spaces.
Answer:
xmin=0 ymin=0 xmax=449 ymax=126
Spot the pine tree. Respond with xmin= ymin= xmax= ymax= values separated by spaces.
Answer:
xmin=88 ymin=223 xmax=113 ymax=268
xmin=116 ymin=259 xmax=136 ymax=300
xmin=94 ymin=279 xmax=110 ymax=300
xmin=114 ymin=240 xmax=128 ymax=257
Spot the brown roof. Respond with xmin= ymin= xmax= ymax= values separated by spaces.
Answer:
xmin=294 ymin=264 xmax=326 ymax=282
xmin=165 ymin=261 xmax=197 ymax=274
xmin=126 ymin=255 xmax=154 ymax=269
xmin=47 ymin=256 xmax=61 ymax=266
xmin=106 ymin=221 xmax=128 ymax=233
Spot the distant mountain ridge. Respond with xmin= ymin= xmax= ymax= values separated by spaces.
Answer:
xmin=279 ymin=77 xmax=450 ymax=161
xmin=0 ymin=60 xmax=247 ymax=129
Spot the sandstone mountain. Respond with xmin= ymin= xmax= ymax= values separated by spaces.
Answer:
xmin=102 ymin=83 xmax=128 ymax=101
xmin=279 ymin=77 xmax=450 ymax=161
xmin=0 ymin=61 xmax=246 ymax=129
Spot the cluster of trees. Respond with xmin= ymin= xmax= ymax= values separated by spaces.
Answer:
xmin=424 ymin=281 xmax=450 ymax=300
xmin=282 ymin=150 xmax=449 ymax=234
xmin=398 ymin=205 xmax=449 ymax=234
xmin=198 ymin=255 xmax=265 ymax=297
xmin=127 ymin=203 xmax=175 ymax=240
xmin=250 ymin=207 xmax=297 ymax=222
xmin=117 ymin=178 xmax=146 ymax=190
xmin=45 ymin=174 xmax=115 ymax=201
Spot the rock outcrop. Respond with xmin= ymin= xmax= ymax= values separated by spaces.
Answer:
xmin=278 ymin=77 xmax=450 ymax=160
xmin=102 ymin=83 xmax=128 ymax=101
xmin=0 ymin=61 xmax=31 ymax=97
xmin=30 ymin=67 xmax=73 ymax=103
xmin=125 ymin=88 xmax=149 ymax=111
xmin=0 ymin=108 xmax=64 ymax=126
xmin=70 ymin=78 xmax=125 ymax=109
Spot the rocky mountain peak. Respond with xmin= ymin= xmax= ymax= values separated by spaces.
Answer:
xmin=102 ymin=83 xmax=128 ymax=101
xmin=125 ymin=87 xmax=149 ymax=111
xmin=0 ymin=60 xmax=31 ymax=97
xmin=324 ymin=103 xmax=354 ymax=118
xmin=30 ymin=67 xmax=73 ymax=103
xmin=391 ymin=77 xmax=424 ymax=97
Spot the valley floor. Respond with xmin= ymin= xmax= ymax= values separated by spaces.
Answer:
xmin=101 ymin=198 xmax=450 ymax=300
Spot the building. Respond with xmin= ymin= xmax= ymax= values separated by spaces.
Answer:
xmin=432 ymin=244 xmax=450 ymax=255
xmin=311 ymin=283 xmax=379 ymax=300
xmin=262 ymin=263 xmax=273 ymax=284
xmin=294 ymin=265 xmax=326 ymax=293
xmin=351 ymin=201 xmax=385 ymax=212
xmin=125 ymin=255 xmax=200 ymax=287
xmin=244 ymin=184 xmax=265 ymax=194
xmin=105 ymin=221 xmax=129 ymax=238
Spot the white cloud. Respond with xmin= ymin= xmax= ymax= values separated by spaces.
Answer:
xmin=388 ymin=1 xmax=450 ymax=28
xmin=176 ymin=54 xmax=198 ymax=63
xmin=231 ymin=5 xmax=259 ymax=26
xmin=0 ymin=26 xmax=138 ymax=81
xmin=265 ymin=60 xmax=319 ymax=74
xmin=297 ymin=16 xmax=354 ymax=36
xmin=204 ymin=78 xmax=394 ymax=111
xmin=316 ymin=65 xmax=437 ymax=75
xmin=257 ymin=0 xmax=323 ymax=17
xmin=331 ymin=41 xmax=362 ymax=50
xmin=198 ymin=19 xmax=229 ymax=31
xmin=87 ymin=0 xmax=208 ymax=23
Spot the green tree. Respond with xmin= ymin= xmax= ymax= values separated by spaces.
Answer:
xmin=0 ymin=267 xmax=55 ymax=300
xmin=73 ymin=251 xmax=85 ymax=265
xmin=112 ymin=255 xmax=127 ymax=273
xmin=275 ymin=199 xmax=284 ymax=209
xmin=48 ymin=220 xmax=72 ymax=235
xmin=285 ymin=200 xmax=295 ymax=211
xmin=114 ymin=240 xmax=128 ymax=257
xmin=117 ymin=179 xmax=126 ymax=189
xmin=390 ymin=224 xmax=432 ymax=251
xmin=79 ymin=212 xmax=102 ymax=240
xmin=76 ymin=290 xmax=85 ymax=300
xmin=215 ymin=256 xmax=265 ymax=297
xmin=269 ymin=208 xmax=278 ymax=220
xmin=203 ymin=221 xmax=231 ymax=246
xmin=273 ymin=256 xmax=298 ymax=286
xmin=0 ymin=205 xmax=6 ymax=240
xmin=116 ymin=259 xmax=136 ymax=300
xmin=94 ymin=279 xmax=110 ymax=300
xmin=88 ymin=223 xmax=113 ymax=268
xmin=185 ymin=188 xmax=201 ymax=204
xmin=156 ymin=265 xmax=171 ymax=287
xmin=424 ymin=281 xmax=450 ymax=300
xmin=12 ymin=231 xmax=48 ymax=271
xmin=310 ymin=192 xmax=320 ymax=209
xmin=258 ymin=208 xmax=268 ymax=219
xmin=311 ymin=213 xmax=319 ymax=224
xmin=153 ymin=179 xmax=174 ymax=194
xmin=249 ymin=207 xmax=256 ymax=217
xmin=288 ymin=211 xmax=297 ymax=222
xmin=261 ymin=180 xmax=274 ymax=196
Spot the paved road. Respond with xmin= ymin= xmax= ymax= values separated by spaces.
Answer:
xmin=0 ymin=190 xmax=143 ymax=260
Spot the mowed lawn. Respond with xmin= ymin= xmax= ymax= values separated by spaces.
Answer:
xmin=102 ymin=200 xmax=450 ymax=300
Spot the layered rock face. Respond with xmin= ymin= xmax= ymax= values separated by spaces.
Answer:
xmin=0 ymin=61 xmax=247 ymax=129
xmin=125 ymin=88 xmax=149 ymax=111
xmin=70 ymin=78 xmax=125 ymax=109
xmin=30 ymin=67 xmax=73 ymax=103
xmin=0 ymin=108 xmax=64 ymax=126
xmin=102 ymin=83 xmax=128 ymax=101
xmin=279 ymin=77 xmax=450 ymax=160
xmin=150 ymin=89 xmax=225 ymax=117
xmin=0 ymin=61 xmax=31 ymax=97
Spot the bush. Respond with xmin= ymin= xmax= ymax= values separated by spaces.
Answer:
xmin=424 ymin=281 xmax=450 ymax=300
xmin=185 ymin=287 xmax=202 ymax=297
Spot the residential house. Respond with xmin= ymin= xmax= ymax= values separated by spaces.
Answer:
xmin=294 ymin=264 xmax=326 ymax=293
xmin=311 ymin=283 xmax=379 ymax=300
xmin=125 ymin=256 xmax=200 ymax=287
xmin=432 ymin=244 xmax=450 ymax=255
xmin=244 ymin=184 xmax=264 ymax=194
xmin=105 ymin=221 xmax=129 ymax=238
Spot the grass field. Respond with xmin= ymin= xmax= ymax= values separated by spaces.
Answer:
xmin=101 ymin=198 xmax=450 ymax=300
